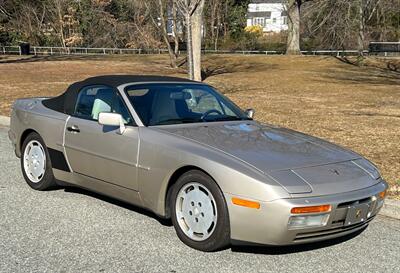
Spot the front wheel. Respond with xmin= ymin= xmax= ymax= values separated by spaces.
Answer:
xmin=21 ymin=132 xmax=57 ymax=190
xmin=171 ymin=170 xmax=230 ymax=251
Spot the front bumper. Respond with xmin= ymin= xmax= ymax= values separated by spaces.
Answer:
xmin=225 ymin=180 xmax=387 ymax=246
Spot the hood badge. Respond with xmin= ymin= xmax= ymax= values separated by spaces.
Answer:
xmin=329 ymin=169 xmax=340 ymax=176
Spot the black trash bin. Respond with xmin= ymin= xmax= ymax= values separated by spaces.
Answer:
xmin=19 ymin=42 xmax=30 ymax=55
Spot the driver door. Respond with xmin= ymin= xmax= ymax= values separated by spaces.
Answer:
xmin=64 ymin=85 xmax=140 ymax=191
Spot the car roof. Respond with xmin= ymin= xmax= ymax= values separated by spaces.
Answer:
xmin=42 ymin=75 xmax=200 ymax=115
xmin=79 ymin=75 xmax=196 ymax=88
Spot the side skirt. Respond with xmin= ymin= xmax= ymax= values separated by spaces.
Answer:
xmin=52 ymin=169 xmax=143 ymax=207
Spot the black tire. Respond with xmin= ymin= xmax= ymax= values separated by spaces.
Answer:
xmin=20 ymin=132 xmax=57 ymax=191
xmin=170 ymin=170 xmax=230 ymax=252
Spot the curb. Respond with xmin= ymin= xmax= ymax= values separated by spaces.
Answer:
xmin=0 ymin=113 xmax=399 ymax=219
xmin=0 ymin=115 xmax=10 ymax=126
xmin=380 ymin=199 xmax=400 ymax=220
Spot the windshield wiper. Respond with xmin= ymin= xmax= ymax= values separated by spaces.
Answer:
xmin=206 ymin=116 xmax=247 ymax=122
xmin=155 ymin=118 xmax=202 ymax=125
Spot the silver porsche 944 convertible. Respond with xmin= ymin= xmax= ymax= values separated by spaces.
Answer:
xmin=9 ymin=75 xmax=387 ymax=251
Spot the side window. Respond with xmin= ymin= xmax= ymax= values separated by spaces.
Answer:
xmin=74 ymin=85 xmax=134 ymax=125
xmin=74 ymin=85 xmax=114 ymax=120
xmin=113 ymin=94 xmax=134 ymax=125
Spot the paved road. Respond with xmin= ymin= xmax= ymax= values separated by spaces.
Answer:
xmin=0 ymin=126 xmax=399 ymax=273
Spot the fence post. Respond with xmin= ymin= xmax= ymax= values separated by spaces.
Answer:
xmin=19 ymin=46 xmax=22 ymax=55
xmin=139 ymin=49 xmax=142 ymax=54
xmin=103 ymin=48 xmax=106 ymax=54
xmin=50 ymin=47 xmax=53 ymax=55
xmin=33 ymin=47 xmax=37 ymax=55
xmin=2 ymin=46 xmax=5 ymax=54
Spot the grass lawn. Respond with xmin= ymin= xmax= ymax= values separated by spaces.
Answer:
xmin=0 ymin=54 xmax=399 ymax=197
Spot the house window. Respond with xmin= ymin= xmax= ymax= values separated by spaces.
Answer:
xmin=265 ymin=12 xmax=271 ymax=19
xmin=253 ymin=17 xmax=265 ymax=27
xmin=283 ymin=16 xmax=288 ymax=25
xmin=273 ymin=18 xmax=277 ymax=23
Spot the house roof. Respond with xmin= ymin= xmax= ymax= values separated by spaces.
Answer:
xmin=247 ymin=11 xmax=272 ymax=18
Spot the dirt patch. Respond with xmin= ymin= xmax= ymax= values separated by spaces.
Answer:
xmin=1 ymin=54 xmax=399 ymax=197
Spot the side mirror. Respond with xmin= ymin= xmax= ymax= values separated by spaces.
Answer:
xmin=98 ymin=112 xmax=125 ymax=134
xmin=245 ymin=108 xmax=255 ymax=119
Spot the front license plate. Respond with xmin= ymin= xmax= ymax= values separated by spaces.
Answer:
xmin=345 ymin=203 xmax=370 ymax=226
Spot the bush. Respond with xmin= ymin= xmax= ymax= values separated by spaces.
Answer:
xmin=219 ymin=30 xmax=287 ymax=52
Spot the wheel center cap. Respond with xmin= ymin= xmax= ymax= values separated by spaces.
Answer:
xmin=193 ymin=207 xmax=200 ymax=216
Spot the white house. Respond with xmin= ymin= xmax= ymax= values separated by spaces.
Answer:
xmin=246 ymin=0 xmax=288 ymax=33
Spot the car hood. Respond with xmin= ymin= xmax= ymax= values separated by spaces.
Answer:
xmin=159 ymin=121 xmax=379 ymax=196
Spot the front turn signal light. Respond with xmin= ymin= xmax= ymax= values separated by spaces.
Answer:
xmin=232 ymin=197 xmax=260 ymax=209
xmin=379 ymin=190 xmax=387 ymax=199
xmin=291 ymin=204 xmax=331 ymax=214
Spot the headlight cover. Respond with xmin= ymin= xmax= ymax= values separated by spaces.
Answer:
xmin=352 ymin=159 xmax=381 ymax=180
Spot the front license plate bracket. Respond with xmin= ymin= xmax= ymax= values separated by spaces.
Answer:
xmin=345 ymin=203 xmax=370 ymax=226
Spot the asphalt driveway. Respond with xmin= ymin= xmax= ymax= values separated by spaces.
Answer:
xmin=0 ymin=126 xmax=399 ymax=273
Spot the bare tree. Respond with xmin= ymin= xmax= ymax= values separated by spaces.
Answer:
xmin=191 ymin=0 xmax=205 ymax=81
xmin=286 ymin=0 xmax=314 ymax=55
xmin=303 ymin=0 xmax=392 ymax=53
xmin=150 ymin=0 xmax=178 ymax=67
xmin=357 ymin=0 xmax=382 ymax=56
xmin=171 ymin=1 xmax=180 ymax=62
xmin=206 ymin=0 xmax=224 ymax=50
xmin=150 ymin=0 xmax=182 ymax=68
xmin=174 ymin=0 xmax=205 ymax=81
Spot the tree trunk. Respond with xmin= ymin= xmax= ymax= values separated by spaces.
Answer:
xmin=357 ymin=0 xmax=365 ymax=56
xmin=158 ymin=0 xmax=177 ymax=68
xmin=186 ymin=14 xmax=194 ymax=80
xmin=172 ymin=1 xmax=179 ymax=57
xmin=191 ymin=0 xmax=205 ymax=81
xmin=55 ymin=1 xmax=66 ymax=48
xmin=214 ymin=10 xmax=220 ymax=51
xmin=286 ymin=0 xmax=301 ymax=55
xmin=210 ymin=1 xmax=216 ymax=50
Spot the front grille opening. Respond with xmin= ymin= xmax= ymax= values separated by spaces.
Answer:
xmin=294 ymin=217 xmax=374 ymax=242
xmin=337 ymin=196 xmax=373 ymax=209
xmin=331 ymin=220 xmax=345 ymax=225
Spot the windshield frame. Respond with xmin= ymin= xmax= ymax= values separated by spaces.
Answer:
xmin=123 ymin=82 xmax=250 ymax=127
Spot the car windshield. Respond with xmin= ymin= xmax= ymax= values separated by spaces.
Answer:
xmin=124 ymin=83 xmax=250 ymax=126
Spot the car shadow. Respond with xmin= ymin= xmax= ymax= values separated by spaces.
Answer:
xmin=62 ymin=186 xmax=173 ymax=227
xmin=230 ymin=227 xmax=367 ymax=255
xmin=61 ymin=186 xmax=367 ymax=254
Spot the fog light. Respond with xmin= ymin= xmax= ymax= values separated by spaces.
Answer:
xmin=288 ymin=214 xmax=330 ymax=229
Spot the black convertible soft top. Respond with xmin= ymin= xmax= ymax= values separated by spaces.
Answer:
xmin=43 ymin=75 xmax=196 ymax=115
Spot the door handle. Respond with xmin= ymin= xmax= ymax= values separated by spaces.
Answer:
xmin=67 ymin=125 xmax=80 ymax=133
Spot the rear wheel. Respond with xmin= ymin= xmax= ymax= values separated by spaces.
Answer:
xmin=21 ymin=132 xmax=57 ymax=190
xmin=171 ymin=170 xmax=230 ymax=251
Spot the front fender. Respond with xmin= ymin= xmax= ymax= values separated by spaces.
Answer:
xmin=137 ymin=127 xmax=289 ymax=217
